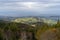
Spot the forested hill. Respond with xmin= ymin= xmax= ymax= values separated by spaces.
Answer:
xmin=0 ymin=19 xmax=60 ymax=40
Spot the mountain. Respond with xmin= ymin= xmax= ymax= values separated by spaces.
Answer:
xmin=0 ymin=16 xmax=59 ymax=25
xmin=12 ymin=17 xmax=57 ymax=24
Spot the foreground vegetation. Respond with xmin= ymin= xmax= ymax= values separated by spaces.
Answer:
xmin=0 ymin=20 xmax=60 ymax=40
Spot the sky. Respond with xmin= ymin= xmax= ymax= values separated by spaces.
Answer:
xmin=0 ymin=0 xmax=60 ymax=17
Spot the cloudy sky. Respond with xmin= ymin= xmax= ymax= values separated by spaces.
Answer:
xmin=0 ymin=0 xmax=60 ymax=17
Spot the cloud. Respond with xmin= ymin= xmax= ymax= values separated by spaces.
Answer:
xmin=0 ymin=2 xmax=59 ymax=11
xmin=0 ymin=1 xmax=59 ymax=13
xmin=0 ymin=0 xmax=60 ymax=16
xmin=0 ymin=0 xmax=60 ymax=2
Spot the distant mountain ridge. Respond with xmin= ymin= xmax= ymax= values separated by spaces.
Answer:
xmin=0 ymin=16 xmax=59 ymax=24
